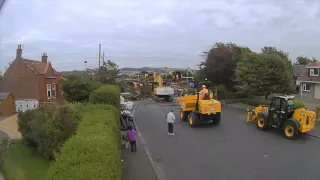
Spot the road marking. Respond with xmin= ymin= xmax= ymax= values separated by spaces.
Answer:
xmin=131 ymin=101 xmax=167 ymax=180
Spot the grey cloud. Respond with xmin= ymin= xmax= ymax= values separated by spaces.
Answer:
xmin=1 ymin=0 xmax=320 ymax=72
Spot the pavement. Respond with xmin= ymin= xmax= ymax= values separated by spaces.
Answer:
xmin=132 ymin=99 xmax=320 ymax=180
xmin=121 ymin=135 xmax=158 ymax=180
xmin=121 ymin=104 xmax=158 ymax=180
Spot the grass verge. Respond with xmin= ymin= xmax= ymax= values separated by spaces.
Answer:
xmin=2 ymin=142 xmax=49 ymax=180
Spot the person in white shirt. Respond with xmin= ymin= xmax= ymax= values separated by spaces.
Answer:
xmin=166 ymin=110 xmax=176 ymax=135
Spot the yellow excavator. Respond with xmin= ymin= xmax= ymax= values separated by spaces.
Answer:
xmin=246 ymin=95 xmax=316 ymax=140
xmin=152 ymin=72 xmax=174 ymax=102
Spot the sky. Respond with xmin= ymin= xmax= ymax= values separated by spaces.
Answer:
xmin=0 ymin=0 xmax=320 ymax=72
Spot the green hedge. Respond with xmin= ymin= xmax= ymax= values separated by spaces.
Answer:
xmin=45 ymin=104 xmax=121 ymax=180
xmin=17 ymin=101 xmax=83 ymax=160
xmin=122 ymin=94 xmax=134 ymax=101
xmin=240 ymin=98 xmax=305 ymax=108
xmin=89 ymin=85 xmax=120 ymax=109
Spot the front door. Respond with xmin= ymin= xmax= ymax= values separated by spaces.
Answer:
xmin=314 ymin=84 xmax=320 ymax=100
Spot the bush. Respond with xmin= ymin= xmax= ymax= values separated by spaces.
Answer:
xmin=122 ymin=94 xmax=134 ymax=101
xmin=89 ymin=85 xmax=120 ymax=109
xmin=240 ymin=98 xmax=270 ymax=106
xmin=293 ymin=100 xmax=305 ymax=108
xmin=241 ymin=98 xmax=306 ymax=108
xmin=216 ymin=84 xmax=227 ymax=100
xmin=17 ymin=101 xmax=83 ymax=160
xmin=116 ymin=81 xmax=131 ymax=93
xmin=45 ymin=104 xmax=121 ymax=180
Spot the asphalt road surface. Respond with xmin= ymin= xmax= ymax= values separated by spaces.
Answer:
xmin=134 ymin=99 xmax=320 ymax=180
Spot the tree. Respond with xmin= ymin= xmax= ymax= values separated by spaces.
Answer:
xmin=97 ymin=60 xmax=119 ymax=84
xmin=60 ymin=74 xmax=101 ymax=102
xmin=235 ymin=53 xmax=294 ymax=98
xmin=294 ymin=56 xmax=311 ymax=65
xmin=199 ymin=42 xmax=252 ymax=90
xmin=261 ymin=46 xmax=294 ymax=94
xmin=312 ymin=57 xmax=318 ymax=62
xmin=171 ymin=71 xmax=182 ymax=81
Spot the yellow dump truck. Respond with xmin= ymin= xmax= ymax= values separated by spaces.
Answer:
xmin=246 ymin=95 xmax=316 ymax=140
xmin=178 ymin=80 xmax=222 ymax=127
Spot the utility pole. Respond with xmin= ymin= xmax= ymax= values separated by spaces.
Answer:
xmin=98 ymin=44 xmax=101 ymax=68
xmin=187 ymin=69 xmax=189 ymax=85
xmin=102 ymin=51 xmax=105 ymax=64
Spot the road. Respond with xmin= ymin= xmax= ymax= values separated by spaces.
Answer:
xmin=134 ymin=99 xmax=320 ymax=180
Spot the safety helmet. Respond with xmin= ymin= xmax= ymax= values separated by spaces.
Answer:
xmin=202 ymin=85 xmax=206 ymax=88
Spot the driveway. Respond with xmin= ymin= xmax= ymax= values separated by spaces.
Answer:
xmin=0 ymin=114 xmax=21 ymax=139
xmin=0 ymin=116 xmax=9 ymax=139
xmin=134 ymin=99 xmax=320 ymax=180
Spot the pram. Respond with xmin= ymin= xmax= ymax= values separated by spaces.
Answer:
xmin=120 ymin=108 xmax=136 ymax=149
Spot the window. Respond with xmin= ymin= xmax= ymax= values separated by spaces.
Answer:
xmin=46 ymin=84 xmax=52 ymax=99
xmin=52 ymin=83 xmax=56 ymax=98
xmin=303 ymin=83 xmax=311 ymax=92
xmin=270 ymin=98 xmax=280 ymax=109
xmin=310 ymin=68 xmax=320 ymax=76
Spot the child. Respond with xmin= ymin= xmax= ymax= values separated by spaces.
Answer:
xmin=126 ymin=126 xmax=137 ymax=152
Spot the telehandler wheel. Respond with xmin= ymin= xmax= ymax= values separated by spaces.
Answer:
xmin=188 ymin=113 xmax=198 ymax=127
xmin=283 ymin=121 xmax=300 ymax=140
xmin=256 ymin=115 xmax=269 ymax=131
xmin=211 ymin=113 xmax=221 ymax=125
xmin=180 ymin=110 xmax=189 ymax=121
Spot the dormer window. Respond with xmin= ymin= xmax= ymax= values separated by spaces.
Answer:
xmin=310 ymin=68 xmax=319 ymax=76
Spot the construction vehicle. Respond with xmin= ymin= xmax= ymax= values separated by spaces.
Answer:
xmin=178 ymin=80 xmax=222 ymax=127
xmin=246 ymin=95 xmax=317 ymax=140
xmin=152 ymin=72 xmax=174 ymax=102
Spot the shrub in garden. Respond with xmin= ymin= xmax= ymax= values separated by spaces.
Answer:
xmin=293 ymin=100 xmax=305 ymax=108
xmin=241 ymin=98 xmax=306 ymax=108
xmin=215 ymin=84 xmax=227 ymax=100
xmin=240 ymin=98 xmax=270 ymax=106
xmin=17 ymin=101 xmax=83 ymax=160
xmin=45 ymin=104 xmax=121 ymax=180
xmin=89 ymin=84 xmax=120 ymax=109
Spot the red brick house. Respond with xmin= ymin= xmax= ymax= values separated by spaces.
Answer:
xmin=0 ymin=45 xmax=63 ymax=103
xmin=299 ymin=61 xmax=320 ymax=101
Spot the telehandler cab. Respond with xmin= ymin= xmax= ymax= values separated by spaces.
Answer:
xmin=178 ymin=80 xmax=222 ymax=127
xmin=246 ymin=95 xmax=317 ymax=140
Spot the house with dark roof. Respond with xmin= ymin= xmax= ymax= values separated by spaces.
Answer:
xmin=299 ymin=62 xmax=320 ymax=101
xmin=0 ymin=45 xmax=63 ymax=103
xmin=293 ymin=65 xmax=307 ymax=86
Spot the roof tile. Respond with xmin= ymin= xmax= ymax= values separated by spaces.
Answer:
xmin=300 ymin=67 xmax=320 ymax=82
xmin=23 ymin=59 xmax=59 ymax=74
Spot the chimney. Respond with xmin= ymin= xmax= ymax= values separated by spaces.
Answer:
xmin=42 ymin=53 xmax=48 ymax=63
xmin=16 ymin=44 xmax=22 ymax=59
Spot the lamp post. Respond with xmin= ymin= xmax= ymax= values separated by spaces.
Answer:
xmin=84 ymin=61 xmax=87 ymax=70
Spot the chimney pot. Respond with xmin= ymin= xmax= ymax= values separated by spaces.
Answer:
xmin=42 ymin=53 xmax=48 ymax=63
xmin=16 ymin=44 xmax=22 ymax=59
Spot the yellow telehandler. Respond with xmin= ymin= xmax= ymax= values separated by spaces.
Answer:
xmin=246 ymin=95 xmax=317 ymax=140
